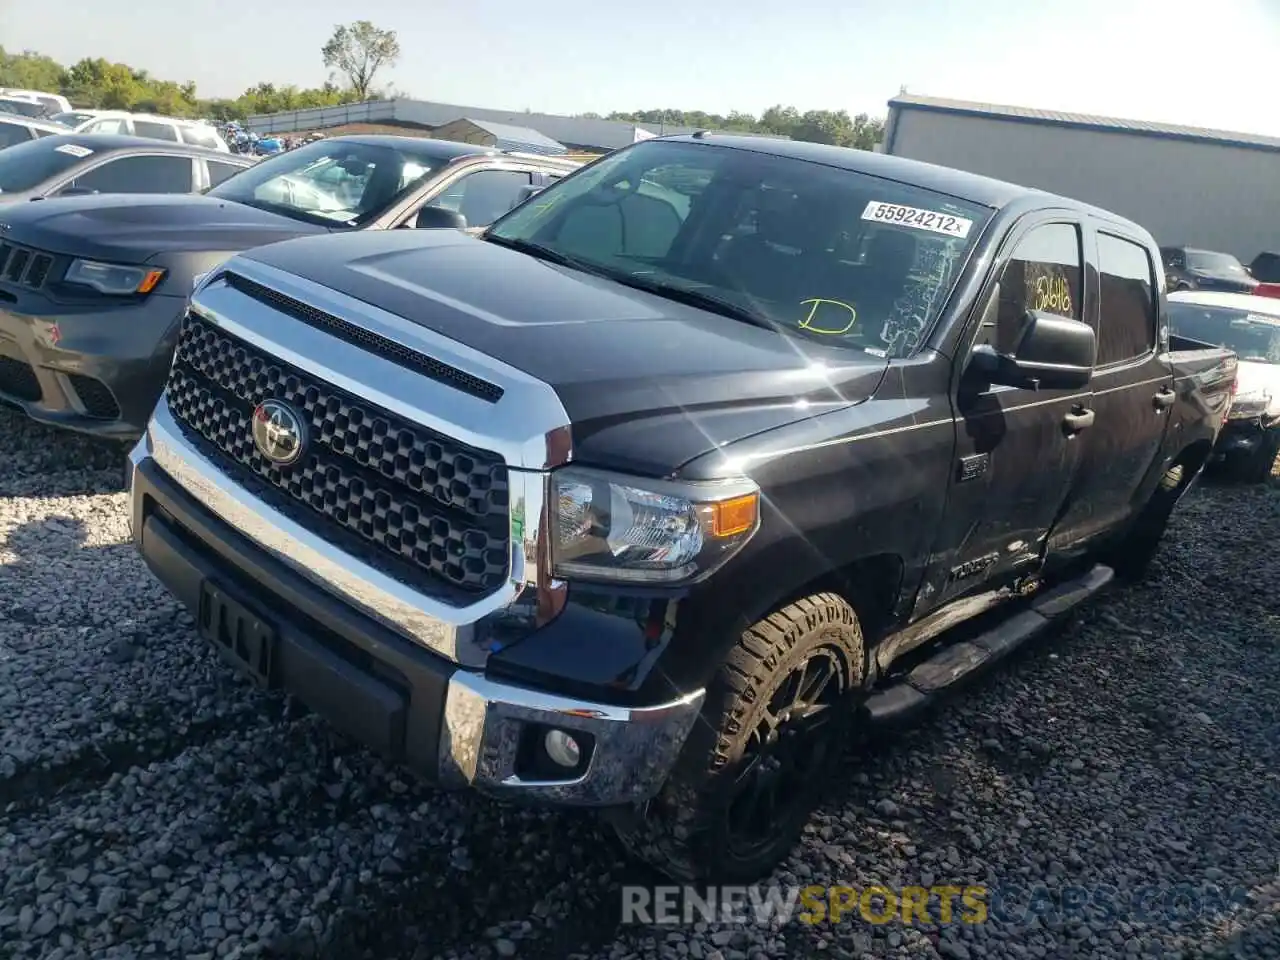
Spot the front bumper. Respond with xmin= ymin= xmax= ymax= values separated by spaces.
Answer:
xmin=127 ymin=425 xmax=705 ymax=806
xmin=0 ymin=290 xmax=185 ymax=439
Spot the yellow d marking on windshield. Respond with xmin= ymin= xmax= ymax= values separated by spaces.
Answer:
xmin=798 ymin=298 xmax=858 ymax=335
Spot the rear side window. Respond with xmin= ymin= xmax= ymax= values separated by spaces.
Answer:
xmin=207 ymin=159 xmax=245 ymax=186
xmin=1097 ymin=234 xmax=1157 ymax=365
xmin=64 ymin=155 xmax=193 ymax=195
xmin=133 ymin=120 xmax=180 ymax=142
xmin=0 ymin=121 xmax=34 ymax=148
xmin=181 ymin=125 xmax=222 ymax=150
xmin=975 ymin=222 xmax=1082 ymax=355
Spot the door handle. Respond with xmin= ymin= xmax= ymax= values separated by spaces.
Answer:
xmin=1153 ymin=387 xmax=1176 ymax=410
xmin=1062 ymin=406 xmax=1095 ymax=435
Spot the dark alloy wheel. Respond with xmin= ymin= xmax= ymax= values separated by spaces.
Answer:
xmin=725 ymin=648 xmax=848 ymax=858
xmin=607 ymin=593 xmax=865 ymax=882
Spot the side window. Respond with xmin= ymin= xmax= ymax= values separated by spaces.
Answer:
xmin=207 ymin=160 xmax=245 ymax=187
xmin=1096 ymin=234 xmax=1157 ymax=366
xmin=86 ymin=118 xmax=128 ymax=135
xmin=0 ymin=123 xmax=33 ymax=148
xmin=428 ymin=169 xmax=532 ymax=228
xmin=1161 ymin=247 xmax=1185 ymax=269
xmin=64 ymin=156 xmax=193 ymax=195
xmin=133 ymin=120 xmax=180 ymax=142
xmin=181 ymin=125 xmax=222 ymax=150
xmin=975 ymin=223 xmax=1082 ymax=354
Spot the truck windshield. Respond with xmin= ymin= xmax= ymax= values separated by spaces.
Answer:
xmin=1169 ymin=302 xmax=1280 ymax=363
xmin=1187 ymin=250 xmax=1249 ymax=275
xmin=0 ymin=136 xmax=89 ymax=193
xmin=485 ymin=139 xmax=992 ymax=358
xmin=207 ymin=139 xmax=449 ymax=228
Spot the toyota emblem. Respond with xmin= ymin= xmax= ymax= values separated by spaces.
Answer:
xmin=251 ymin=400 xmax=306 ymax=466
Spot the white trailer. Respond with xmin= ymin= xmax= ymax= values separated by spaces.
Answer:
xmin=881 ymin=94 xmax=1280 ymax=262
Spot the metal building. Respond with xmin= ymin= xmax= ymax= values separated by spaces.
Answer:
xmin=882 ymin=94 xmax=1280 ymax=261
xmin=429 ymin=118 xmax=568 ymax=155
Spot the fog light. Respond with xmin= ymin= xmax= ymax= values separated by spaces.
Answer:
xmin=543 ymin=729 xmax=581 ymax=768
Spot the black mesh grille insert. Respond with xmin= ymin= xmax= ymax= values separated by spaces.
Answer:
xmin=0 ymin=355 xmax=41 ymax=401
xmin=164 ymin=315 xmax=510 ymax=598
xmin=67 ymin=374 xmax=121 ymax=420
xmin=222 ymin=272 xmax=504 ymax=403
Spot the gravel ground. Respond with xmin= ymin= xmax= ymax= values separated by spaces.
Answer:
xmin=1 ymin=402 xmax=1277 ymax=960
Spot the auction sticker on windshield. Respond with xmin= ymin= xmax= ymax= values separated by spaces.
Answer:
xmin=54 ymin=144 xmax=94 ymax=159
xmin=862 ymin=201 xmax=973 ymax=238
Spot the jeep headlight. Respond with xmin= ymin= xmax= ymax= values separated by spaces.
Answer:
xmin=550 ymin=467 xmax=760 ymax=584
xmin=64 ymin=259 xmax=166 ymax=296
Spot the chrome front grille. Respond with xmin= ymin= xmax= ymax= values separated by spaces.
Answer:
xmin=164 ymin=314 xmax=511 ymax=599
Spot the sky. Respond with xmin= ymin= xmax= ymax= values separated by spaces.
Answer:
xmin=3 ymin=0 xmax=1279 ymax=135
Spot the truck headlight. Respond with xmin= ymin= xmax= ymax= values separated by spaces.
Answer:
xmin=64 ymin=259 xmax=166 ymax=296
xmin=550 ymin=466 xmax=761 ymax=585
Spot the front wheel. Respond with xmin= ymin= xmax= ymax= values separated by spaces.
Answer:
xmin=608 ymin=593 xmax=865 ymax=882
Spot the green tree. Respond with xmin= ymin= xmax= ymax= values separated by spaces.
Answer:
xmin=321 ymin=21 xmax=401 ymax=101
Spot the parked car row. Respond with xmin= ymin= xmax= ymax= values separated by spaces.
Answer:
xmin=1160 ymin=245 xmax=1280 ymax=299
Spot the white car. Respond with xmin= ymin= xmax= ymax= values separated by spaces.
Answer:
xmin=1169 ymin=289 xmax=1280 ymax=481
xmin=72 ymin=112 xmax=229 ymax=152
xmin=0 ymin=88 xmax=71 ymax=115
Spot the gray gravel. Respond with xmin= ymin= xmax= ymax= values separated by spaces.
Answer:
xmin=1 ymin=402 xmax=1277 ymax=960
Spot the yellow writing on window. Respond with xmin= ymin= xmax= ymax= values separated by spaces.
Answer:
xmin=1031 ymin=272 xmax=1073 ymax=316
xmin=799 ymin=298 xmax=858 ymax=335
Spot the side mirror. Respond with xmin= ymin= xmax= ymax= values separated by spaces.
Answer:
xmin=969 ymin=310 xmax=1095 ymax=390
xmin=514 ymin=184 xmax=543 ymax=205
xmin=414 ymin=205 xmax=468 ymax=230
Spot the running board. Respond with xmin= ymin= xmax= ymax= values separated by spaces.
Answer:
xmin=864 ymin=564 xmax=1114 ymax=724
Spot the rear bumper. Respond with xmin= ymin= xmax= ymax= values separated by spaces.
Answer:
xmin=127 ymin=432 xmax=704 ymax=806
xmin=0 ymin=291 xmax=185 ymax=439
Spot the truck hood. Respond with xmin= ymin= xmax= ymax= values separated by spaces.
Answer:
xmin=0 ymin=194 xmax=328 ymax=263
xmin=240 ymin=230 xmax=889 ymax=475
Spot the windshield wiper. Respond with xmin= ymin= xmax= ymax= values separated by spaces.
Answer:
xmin=609 ymin=274 xmax=777 ymax=331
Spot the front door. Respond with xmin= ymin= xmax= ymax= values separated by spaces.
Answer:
xmin=1050 ymin=228 xmax=1172 ymax=555
xmin=913 ymin=217 xmax=1092 ymax=616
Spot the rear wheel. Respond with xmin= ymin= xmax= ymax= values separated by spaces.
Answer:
xmin=1108 ymin=463 xmax=1186 ymax=582
xmin=608 ymin=593 xmax=865 ymax=882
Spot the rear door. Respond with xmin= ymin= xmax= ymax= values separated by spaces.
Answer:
xmin=1050 ymin=226 xmax=1172 ymax=555
xmin=915 ymin=214 xmax=1093 ymax=612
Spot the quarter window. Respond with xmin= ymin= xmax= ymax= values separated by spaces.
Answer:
xmin=1096 ymin=234 xmax=1157 ymax=365
xmin=976 ymin=223 xmax=1082 ymax=354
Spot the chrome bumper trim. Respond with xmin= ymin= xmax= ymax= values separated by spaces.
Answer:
xmin=440 ymin=672 xmax=706 ymax=805
xmin=132 ymin=403 xmax=556 ymax=668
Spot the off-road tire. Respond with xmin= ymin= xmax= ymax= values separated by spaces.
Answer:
xmin=607 ymin=593 xmax=865 ymax=882
xmin=1108 ymin=463 xmax=1185 ymax=582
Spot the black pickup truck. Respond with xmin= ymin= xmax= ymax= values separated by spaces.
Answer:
xmin=126 ymin=134 xmax=1236 ymax=882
